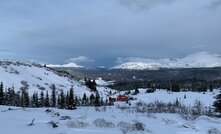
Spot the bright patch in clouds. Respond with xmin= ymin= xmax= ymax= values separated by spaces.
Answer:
xmin=47 ymin=63 xmax=83 ymax=68
xmin=69 ymin=56 xmax=95 ymax=63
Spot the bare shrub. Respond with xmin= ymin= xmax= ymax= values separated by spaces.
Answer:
xmin=208 ymin=128 xmax=221 ymax=134
xmin=66 ymin=120 xmax=88 ymax=128
xmin=93 ymin=118 xmax=115 ymax=128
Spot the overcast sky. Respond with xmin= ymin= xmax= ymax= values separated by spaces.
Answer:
xmin=0 ymin=0 xmax=221 ymax=67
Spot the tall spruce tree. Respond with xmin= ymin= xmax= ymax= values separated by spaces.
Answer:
xmin=39 ymin=91 xmax=45 ymax=107
xmin=50 ymin=84 xmax=56 ymax=107
xmin=60 ymin=90 xmax=65 ymax=109
xmin=94 ymin=92 xmax=100 ymax=107
xmin=45 ymin=91 xmax=50 ymax=107
xmin=67 ymin=86 xmax=76 ymax=109
xmin=89 ymin=93 xmax=95 ymax=106
xmin=82 ymin=93 xmax=87 ymax=106
xmin=31 ymin=92 xmax=39 ymax=107
xmin=0 ymin=82 xmax=4 ymax=105
xmin=8 ymin=87 xmax=16 ymax=106
xmin=21 ymin=89 xmax=29 ymax=107
xmin=14 ymin=91 xmax=21 ymax=107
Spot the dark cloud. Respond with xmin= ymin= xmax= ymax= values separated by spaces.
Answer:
xmin=208 ymin=0 xmax=221 ymax=9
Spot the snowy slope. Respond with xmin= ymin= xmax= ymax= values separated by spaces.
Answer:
xmin=0 ymin=61 xmax=111 ymax=97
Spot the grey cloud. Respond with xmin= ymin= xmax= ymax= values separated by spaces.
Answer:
xmin=119 ymin=0 xmax=177 ymax=10
xmin=208 ymin=0 xmax=221 ymax=9
xmin=0 ymin=0 xmax=221 ymax=67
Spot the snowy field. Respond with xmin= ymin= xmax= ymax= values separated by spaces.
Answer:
xmin=135 ymin=89 xmax=219 ymax=107
xmin=112 ymin=89 xmax=220 ymax=107
xmin=0 ymin=106 xmax=221 ymax=134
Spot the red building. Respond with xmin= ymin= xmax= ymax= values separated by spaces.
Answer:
xmin=117 ymin=95 xmax=128 ymax=102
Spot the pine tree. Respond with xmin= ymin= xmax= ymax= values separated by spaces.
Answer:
xmin=50 ymin=84 xmax=56 ymax=107
xmin=57 ymin=95 xmax=61 ymax=108
xmin=82 ymin=93 xmax=87 ymax=106
xmin=14 ymin=91 xmax=21 ymax=107
xmin=134 ymin=88 xmax=139 ymax=95
xmin=21 ymin=89 xmax=29 ymax=107
xmin=66 ymin=91 xmax=69 ymax=109
xmin=31 ymin=92 xmax=39 ymax=107
xmin=39 ymin=91 xmax=45 ymax=107
xmin=0 ymin=82 xmax=4 ymax=105
xmin=89 ymin=93 xmax=95 ymax=106
xmin=100 ymin=97 xmax=104 ymax=106
xmin=60 ymin=90 xmax=65 ymax=109
xmin=67 ymin=86 xmax=76 ymax=109
xmin=45 ymin=91 xmax=50 ymax=107
xmin=94 ymin=92 xmax=100 ymax=107
xmin=8 ymin=87 xmax=16 ymax=106
xmin=20 ymin=81 xmax=30 ymax=107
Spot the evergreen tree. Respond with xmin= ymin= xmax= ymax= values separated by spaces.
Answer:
xmin=58 ymin=90 xmax=65 ymax=109
xmin=82 ymin=93 xmax=87 ymax=106
xmin=134 ymin=88 xmax=139 ymax=95
xmin=50 ymin=84 xmax=56 ymax=107
xmin=66 ymin=91 xmax=69 ymax=109
xmin=75 ymin=96 xmax=80 ymax=107
xmin=8 ymin=87 xmax=16 ymax=106
xmin=59 ymin=90 xmax=65 ymax=109
xmin=20 ymin=81 xmax=29 ymax=107
xmin=171 ymin=83 xmax=180 ymax=92
xmin=45 ymin=91 xmax=50 ymax=107
xmin=39 ymin=91 xmax=45 ymax=107
xmin=14 ymin=91 xmax=21 ymax=107
xmin=89 ymin=93 xmax=95 ymax=106
xmin=31 ymin=92 xmax=39 ymax=107
xmin=3 ymin=89 xmax=9 ymax=105
xmin=94 ymin=92 xmax=100 ymax=107
xmin=21 ymin=89 xmax=29 ymax=107
xmin=57 ymin=95 xmax=61 ymax=108
xmin=0 ymin=82 xmax=4 ymax=105
xmin=67 ymin=86 xmax=76 ymax=109
xmin=100 ymin=97 xmax=104 ymax=106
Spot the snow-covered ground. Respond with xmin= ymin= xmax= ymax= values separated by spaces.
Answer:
xmin=134 ymin=89 xmax=219 ymax=107
xmin=0 ymin=105 xmax=220 ymax=134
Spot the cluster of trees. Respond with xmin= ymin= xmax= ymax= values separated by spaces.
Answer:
xmin=84 ymin=78 xmax=97 ymax=92
xmin=108 ymin=79 xmax=219 ymax=92
xmin=0 ymin=82 xmax=108 ymax=109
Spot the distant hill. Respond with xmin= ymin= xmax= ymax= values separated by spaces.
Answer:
xmin=55 ymin=67 xmax=221 ymax=83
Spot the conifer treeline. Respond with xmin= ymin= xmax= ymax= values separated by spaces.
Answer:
xmin=0 ymin=82 xmax=107 ymax=109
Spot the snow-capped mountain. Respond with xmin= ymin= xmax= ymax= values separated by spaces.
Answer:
xmin=0 ymin=61 xmax=110 ymax=97
xmin=113 ymin=52 xmax=221 ymax=70
xmin=47 ymin=62 xmax=83 ymax=68
xmin=112 ymin=62 xmax=160 ymax=70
